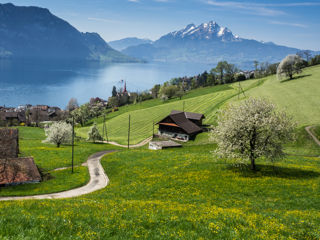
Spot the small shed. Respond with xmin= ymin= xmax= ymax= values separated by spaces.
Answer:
xmin=149 ymin=140 xmax=182 ymax=150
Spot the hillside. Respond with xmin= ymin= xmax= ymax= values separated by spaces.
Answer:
xmin=122 ymin=21 xmax=307 ymax=67
xmin=0 ymin=3 xmax=138 ymax=62
xmin=109 ymin=37 xmax=153 ymax=51
xmin=77 ymin=65 xmax=320 ymax=145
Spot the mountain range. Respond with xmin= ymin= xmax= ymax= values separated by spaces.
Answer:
xmin=0 ymin=3 xmax=138 ymax=62
xmin=109 ymin=37 xmax=153 ymax=51
xmin=121 ymin=21 xmax=309 ymax=66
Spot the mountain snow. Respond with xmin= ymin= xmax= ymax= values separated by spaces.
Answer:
xmin=168 ymin=21 xmax=240 ymax=42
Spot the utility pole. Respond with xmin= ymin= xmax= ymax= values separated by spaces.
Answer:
xmin=152 ymin=121 xmax=154 ymax=137
xmin=102 ymin=114 xmax=105 ymax=140
xmin=128 ymin=114 xmax=131 ymax=149
xmin=102 ymin=114 xmax=109 ymax=142
xmin=238 ymin=81 xmax=246 ymax=99
xmin=71 ymin=116 xmax=75 ymax=173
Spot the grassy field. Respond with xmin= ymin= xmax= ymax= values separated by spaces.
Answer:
xmin=0 ymin=131 xmax=319 ymax=239
xmin=77 ymin=79 xmax=263 ymax=145
xmin=78 ymin=65 xmax=320 ymax=145
xmin=0 ymin=127 xmax=119 ymax=197
xmin=246 ymin=65 xmax=320 ymax=127
xmin=19 ymin=127 xmax=119 ymax=171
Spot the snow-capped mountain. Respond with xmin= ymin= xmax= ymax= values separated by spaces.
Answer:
xmin=122 ymin=20 xmax=308 ymax=67
xmin=163 ymin=21 xmax=239 ymax=42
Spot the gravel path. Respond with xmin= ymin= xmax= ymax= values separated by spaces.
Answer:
xmin=305 ymin=126 xmax=320 ymax=147
xmin=0 ymin=150 xmax=115 ymax=201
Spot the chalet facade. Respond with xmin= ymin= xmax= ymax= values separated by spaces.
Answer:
xmin=157 ymin=110 xmax=205 ymax=141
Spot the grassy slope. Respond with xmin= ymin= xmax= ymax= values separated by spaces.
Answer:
xmin=78 ymin=65 xmax=320 ymax=145
xmin=246 ymin=66 xmax=320 ymax=127
xmin=77 ymin=79 xmax=262 ymax=145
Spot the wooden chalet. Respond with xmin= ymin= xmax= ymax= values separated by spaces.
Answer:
xmin=157 ymin=110 xmax=205 ymax=141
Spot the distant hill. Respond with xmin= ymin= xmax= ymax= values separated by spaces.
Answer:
xmin=109 ymin=37 xmax=153 ymax=51
xmin=122 ymin=21 xmax=312 ymax=67
xmin=0 ymin=3 xmax=139 ymax=62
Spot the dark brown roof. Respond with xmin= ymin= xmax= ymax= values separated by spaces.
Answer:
xmin=158 ymin=112 xmax=202 ymax=135
xmin=170 ymin=110 xmax=205 ymax=121
xmin=0 ymin=158 xmax=41 ymax=185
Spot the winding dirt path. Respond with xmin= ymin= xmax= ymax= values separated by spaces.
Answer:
xmin=102 ymin=136 xmax=152 ymax=148
xmin=305 ymin=126 xmax=320 ymax=147
xmin=0 ymin=150 xmax=115 ymax=201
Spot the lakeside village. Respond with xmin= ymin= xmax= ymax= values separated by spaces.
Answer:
xmin=0 ymin=60 xmax=261 ymax=129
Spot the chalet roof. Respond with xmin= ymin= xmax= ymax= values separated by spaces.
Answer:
xmin=0 ymin=158 xmax=41 ymax=185
xmin=170 ymin=110 xmax=205 ymax=121
xmin=158 ymin=111 xmax=203 ymax=135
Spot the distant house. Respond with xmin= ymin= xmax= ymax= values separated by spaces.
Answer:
xmin=0 ymin=111 xmax=26 ymax=125
xmin=157 ymin=110 xmax=205 ymax=141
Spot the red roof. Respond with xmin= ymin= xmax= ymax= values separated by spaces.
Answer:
xmin=0 ymin=158 xmax=41 ymax=185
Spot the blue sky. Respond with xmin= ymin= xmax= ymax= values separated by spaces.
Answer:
xmin=1 ymin=0 xmax=320 ymax=50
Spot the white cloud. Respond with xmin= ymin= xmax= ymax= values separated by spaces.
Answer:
xmin=269 ymin=21 xmax=308 ymax=28
xmin=128 ymin=0 xmax=140 ymax=2
xmin=206 ymin=0 xmax=285 ymax=16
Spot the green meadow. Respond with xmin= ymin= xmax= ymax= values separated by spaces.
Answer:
xmin=0 ymin=65 xmax=320 ymax=239
xmin=0 ymin=131 xmax=319 ymax=239
xmin=0 ymin=127 xmax=119 ymax=197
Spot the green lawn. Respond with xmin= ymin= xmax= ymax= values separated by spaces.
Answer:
xmin=0 ymin=127 xmax=120 ymax=197
xmin=0 ymin=166 xmax=89 ymax=197
xmin=246 ymin=65 xmax=320 ymax=127
xmin=0 ymin=131 xmax=319 ymax=239
xmin=19 ymin=127 xmax=120 ymax=171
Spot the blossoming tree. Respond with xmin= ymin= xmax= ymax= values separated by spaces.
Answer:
xmin=211 ymin=98 xmax=295 ymax=170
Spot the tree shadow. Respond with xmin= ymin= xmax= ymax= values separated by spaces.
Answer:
xmin=227 ymin=164 xmax=320 ymax=179
xmin=280 ymin=74 xmax=311 ymax=83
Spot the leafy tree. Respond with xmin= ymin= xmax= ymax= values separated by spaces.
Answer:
xmin=253 ymin=60 xmax=259 ymax=71
xmin=71 ymin=104 xmax=90 ymax=127
xmin=67 ymin=98 xmax=79 ymax=112
xmin=151 ymin=84 xmax=161 ymax=98
xmin=112 ymin=86 xmax=117 ymax=97
xmin=44 ymin=121 xmax=72 ymax=148
xmin=87 ymin=123 xmax=103 ymax=143
xmin=175 ymin=90 xmax=184 ymax=100
xmin=212 ymin=61 xmax=228 ymax=84
xmin=224 ymin=63 xmax=237 ymax=83
xmin=159 ymin=85 xmax=179 ymax=99
xmin=211 ymin=98 xmax=295 ymax=170
xmin=277 ymin=55 xmax=303 ymax=80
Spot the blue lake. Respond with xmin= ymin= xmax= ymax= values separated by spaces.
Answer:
xmin=0 ymin=59 xmax=212 ymax=108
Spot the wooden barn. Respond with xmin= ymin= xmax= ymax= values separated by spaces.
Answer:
xmin=157 ymin=110 xmax=205 ymax=141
